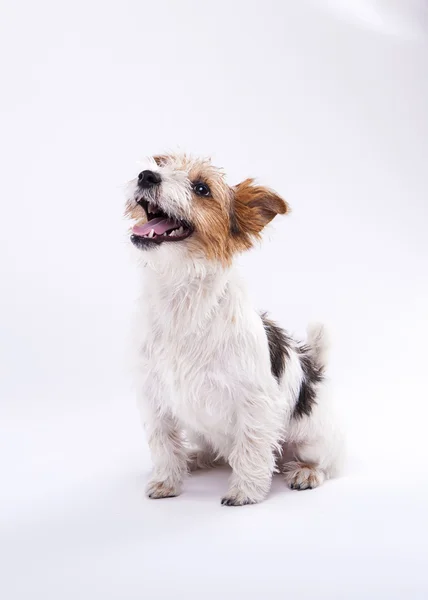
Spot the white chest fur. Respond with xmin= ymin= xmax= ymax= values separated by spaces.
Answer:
xmin=134 ymin=262 xmax=282 ymax=447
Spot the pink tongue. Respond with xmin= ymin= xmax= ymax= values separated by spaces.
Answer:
xmin=132 ymin=217 xmax=179 ymax=237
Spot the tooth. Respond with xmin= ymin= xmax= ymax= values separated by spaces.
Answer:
xmin=148 ymin=229 xmax=155 ymax=238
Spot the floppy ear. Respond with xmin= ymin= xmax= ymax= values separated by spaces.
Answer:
xmin=231 ymin=178 xmax=289 ymax=239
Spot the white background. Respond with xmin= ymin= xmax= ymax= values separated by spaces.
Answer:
xmin=1 ymin=1 xmax=428 ymax=598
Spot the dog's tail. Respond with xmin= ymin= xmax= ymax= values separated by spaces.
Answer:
xmin=305 ymin=322 xmax=330 ymax=371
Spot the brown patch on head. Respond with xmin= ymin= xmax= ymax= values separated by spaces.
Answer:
xmin=185 ymin=161 xmax=235 ymax=263
xmin=184 ymin=162 xmax=289 ymax=264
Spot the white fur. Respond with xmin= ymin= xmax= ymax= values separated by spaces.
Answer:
xmin=128 ymin=159 xmax=342 ymax=505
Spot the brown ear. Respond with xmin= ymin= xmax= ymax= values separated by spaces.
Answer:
xmin=231 ymin=179 xmax=289 ymax=239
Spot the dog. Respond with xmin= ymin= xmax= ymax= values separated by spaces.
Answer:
xmin=126 ymin=153 xmax=342 ymax=506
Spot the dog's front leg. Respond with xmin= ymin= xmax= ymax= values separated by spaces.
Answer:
xmin=140 ymin=375 xmax=188 ymax=499
xmin=144 ymin=408 xmax=188 ymax=499
xmin=221 ymin=392 xmax=281 ymax=506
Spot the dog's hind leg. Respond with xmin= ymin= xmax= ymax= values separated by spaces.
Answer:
xmin=283 ymin=324 xmax=343 ymax=490
xmin=283 ymin=392 xmax=343 ymax=490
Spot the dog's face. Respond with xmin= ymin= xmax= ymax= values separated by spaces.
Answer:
xmin=125 ymin=154 xmax=289 ymax=265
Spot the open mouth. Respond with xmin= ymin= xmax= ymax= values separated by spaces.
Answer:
xmin=130 ymin=198 xmax=193 ymax=247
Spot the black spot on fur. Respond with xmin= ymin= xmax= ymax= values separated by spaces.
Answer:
xmin=261 ymin=313 xmax=291 ymax=382
xmin=293 ymin=344 xmax=324 ymax=419
xmin=261 ymin=313 xmax=324 ymax=419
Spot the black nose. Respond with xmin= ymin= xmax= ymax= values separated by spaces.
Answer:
xmin=138 ymin=170 xmax=161 ymax=188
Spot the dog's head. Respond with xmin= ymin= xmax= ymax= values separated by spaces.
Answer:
xmin=125 ymin=154 xmax=289 ymax=266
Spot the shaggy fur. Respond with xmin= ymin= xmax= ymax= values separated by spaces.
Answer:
xmin=126 ymin=153 xmax=342 ymax=506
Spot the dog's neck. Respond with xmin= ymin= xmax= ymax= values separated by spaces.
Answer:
xmin=142 ymin=259 xmax=245 ymax=333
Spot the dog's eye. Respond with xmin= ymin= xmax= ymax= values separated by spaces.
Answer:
xmin=193 ymin=182 xmax=211 ymax=197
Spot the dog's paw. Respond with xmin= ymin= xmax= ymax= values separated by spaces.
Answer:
xmin=220 ymin=484 xmax=264 ymax=506
xmin=221 ymin=475 xmax=270 ymax=506
xmin=221 ymin=493 xmax=257 ymax=506
xmin=284 ymin=463 xmax=325 ymax=491
xmin=146 ymin=479 xmax=181 ymax=499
